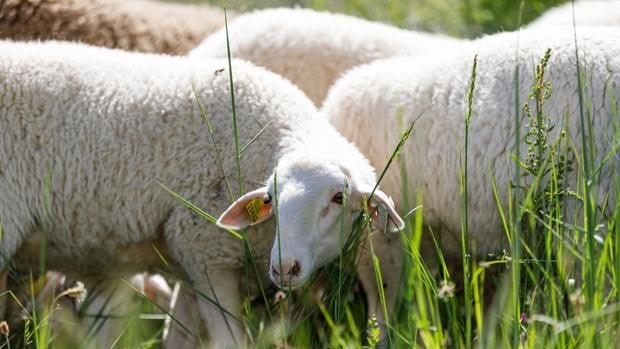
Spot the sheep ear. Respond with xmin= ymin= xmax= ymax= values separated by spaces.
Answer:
xmin=217 ymin=187 xmax=273 ymax=230
xmin=367 ymin=190 xmax=405 ymax=233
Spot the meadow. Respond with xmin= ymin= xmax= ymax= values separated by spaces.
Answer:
xmin=3 ymin=0 xmax=620 ymax=348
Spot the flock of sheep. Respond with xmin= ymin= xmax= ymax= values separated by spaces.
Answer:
xmin=0 ymin=0 xmax=619 ymax=348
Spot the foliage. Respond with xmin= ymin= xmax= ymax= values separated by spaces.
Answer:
xmin=181 ymin=0 xmax=570 ymax=37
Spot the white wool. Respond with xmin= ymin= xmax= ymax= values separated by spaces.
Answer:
xmin=527 ymin=0 xmax=620 ymax=28
xmin=324 ymin=26 xmax=620 ymax=256
xmin=189 ymin=7 xmax=462 ymax=105
xmin=0 ymin=40 xmax=399 ymax=347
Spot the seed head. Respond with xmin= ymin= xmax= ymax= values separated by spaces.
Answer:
xmin=569 ymin=288 xmax=585 ymax=313
xmin=437 ymin=280 xmax=456 ymax=301
xmin=0 ymin=321 xmax=9 ymax=337
xmin=60 ymin=281 xmax=88 ymax=304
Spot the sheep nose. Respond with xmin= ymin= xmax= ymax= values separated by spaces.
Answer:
xmin=270 ymin=259 xmax=302 ymax=284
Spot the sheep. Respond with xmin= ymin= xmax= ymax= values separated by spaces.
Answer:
xmin=188 ymin=7 xmax=444 ymax=335
xmin=0 ymin=0 xmax=226 ymax=335
xmin=527 ymin=1 xmax=620 ymax=28
xmin=0 ymin=40 xmax=404 ymax=347
xmin=189 ymin=7 xmax=462 ymax=106
xmin=322 ymin=26 xmax=619 ymax=258
xmin=0 ymin=0 xmax=229 ymax=55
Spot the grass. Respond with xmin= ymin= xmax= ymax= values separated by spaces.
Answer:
xmin=3 ymin=3 xmax=620 ymax=349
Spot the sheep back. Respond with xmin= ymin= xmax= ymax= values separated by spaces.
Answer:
xmin=190 ymin=7 xmax=461 ymax=105
xmin=0 ymin=40 xmax=318 ymax=276
xmin=0 ymin=0 xmax=229 ymax=54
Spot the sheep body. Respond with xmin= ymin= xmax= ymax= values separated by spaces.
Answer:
xmin=190 ymin=7 xmax=462 ymax=105
xmin=528 ymin=1 xmax=620 ymax=28
xmin=0 ymin=40 xmax=400 ymax=347
xmin=0 ymin=40 xmax=292 ymax=271
xmin=323 ymin=27 xmax=620 ymax=256
xmin=0 ymin=40 xmax=304 ymax=346
xmin=0 ymin=0 xmax=228 ymax=54
xmin=0 ymin=0 xmax=228 ymax=337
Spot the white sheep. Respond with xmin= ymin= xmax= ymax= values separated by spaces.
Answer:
xmin=0 ymin=40 xmax=403 ymax=347
xmin=323 ymin=26 xmax=619 ymax=257
xmin=527 ymin=1 xmax=620 ymax=28
xmin=0 ymin=0 xmax=228 ymax=336
xmin=189 ymin=7 xmax=447 ymax=336
xmin=189 ymin=7 xmax=462 ymax=105
xmin=0 ymin=0 xmax=230 ymax=54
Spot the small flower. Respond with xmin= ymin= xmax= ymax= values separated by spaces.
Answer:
xmin=0 ymin=321 xmax=9 ymax=337
xmin=366 ymin=314 xmax=380 ymax=348
xmin=594 ymin=234 xmax=604 ymax=245
xmin=59 ymin=281 xmax=88 ymax=304
xmin=520 ymin=312 xmax=529 ymax=324
xmin=569 ymin=288 xmax=585 ymax=313
xmin=567 ymin=278 xmax=575 ymax=287
xmin=437 ymin=280 xmax=455 ymax=301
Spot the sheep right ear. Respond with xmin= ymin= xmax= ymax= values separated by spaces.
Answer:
xmin=217 ymin=187 xmax=273 ymax=230
xmin=367 ymin=190 xmax=405 ymax=233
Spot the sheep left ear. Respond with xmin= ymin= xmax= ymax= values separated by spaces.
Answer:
xmin=366 ymin=190 xmax=405 ymax=233
xmin=217 ymin=187 xmax=273 ymax=230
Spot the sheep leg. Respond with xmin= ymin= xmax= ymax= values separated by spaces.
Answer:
xmin=0 ymin=220 xmax=37 ymax=320
xmin=163 ymin=282 xmax=209 ymax=349
xmin=357 ymin=232 xmax=403 ymax=346
xmin=75 ymin=277 xmax=146 ymax=348
xmin=163 ymin=275 xmax=245 ymax=349
xmin=194 ymin=269 xmax=244 ymax=349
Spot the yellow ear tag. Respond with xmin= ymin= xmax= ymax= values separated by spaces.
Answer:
xmin=246 ymin=198 xmax=264 ymax=223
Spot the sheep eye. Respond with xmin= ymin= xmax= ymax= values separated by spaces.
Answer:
xmin=331 ymin=192 xmax=344 ymax=205
xmin=264 ymin=193 xmax=272 ymax=205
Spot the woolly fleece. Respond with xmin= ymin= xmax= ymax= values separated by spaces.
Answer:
xmin=324 ymin=26 xmax=620 ymax=256
xmin=528 ymin=0 xmax=620 ymax=28
xmin=0 ymin=40 xmax=383 ymax=346
xmin=0 ymin=0 xmax=228 ymax=54
xmin=190 ymin=7 xmax=462 ymax=105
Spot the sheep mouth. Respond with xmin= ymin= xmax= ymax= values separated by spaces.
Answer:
xmin=270 ymin=276 xmax=308 ymax=290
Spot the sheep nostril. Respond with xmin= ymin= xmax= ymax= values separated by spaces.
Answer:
xmin=271 ymin=266 xmax=279 ymax=276
xmin=290 ymin=260 xmax=301 ymax=277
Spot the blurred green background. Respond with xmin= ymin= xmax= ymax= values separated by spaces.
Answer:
xmin=175 ymin=0 xmax=571 ymax=37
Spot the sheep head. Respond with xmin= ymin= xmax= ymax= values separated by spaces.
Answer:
xmin=217 ymin=155 xmax=404 ymax=289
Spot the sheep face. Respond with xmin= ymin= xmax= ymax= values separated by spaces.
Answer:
xmin=217 ymin=158 xmax=404 ymax=289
